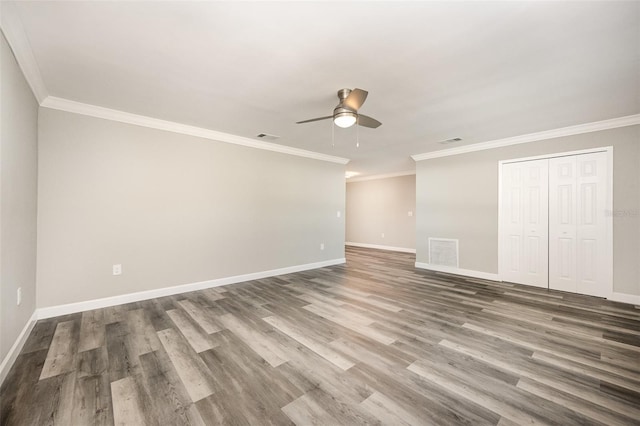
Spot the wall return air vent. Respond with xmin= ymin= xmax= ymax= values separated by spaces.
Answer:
xmin=428 ymin=238 xmax=459 ymax=268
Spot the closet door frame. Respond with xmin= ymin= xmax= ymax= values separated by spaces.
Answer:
xmin=498 ymin=146 xmax=613 ymax=297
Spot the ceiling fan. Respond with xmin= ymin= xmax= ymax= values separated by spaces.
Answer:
xmin=296 ymin=88 xmax=382 ymax=129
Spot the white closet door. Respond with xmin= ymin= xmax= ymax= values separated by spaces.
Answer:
xmin=501 ymin=159 xmax=549 ymax=288
xmin=501 ymin=162 xmax=524 ymax=284
xmin=549 ymin=152 xmax=608 ymax=297
xmin=576 ymin=153 xmax=608 ymax=297
xmin=549 ymin=156 xmax=578 ymax=292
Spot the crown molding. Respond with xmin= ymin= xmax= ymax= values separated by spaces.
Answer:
xmin=347 ymin=170 xmax=415 ymax=182
xmin=412 ymin=114 xmax=640 ymax=162
xmin=41 ymin=96 xmax=350 ymax=165
xmin=0 ymin=2 xmax=48 ymax=103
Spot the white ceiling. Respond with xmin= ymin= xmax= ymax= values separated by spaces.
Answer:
xmin=6 ymin=1 xmax=640 ymax=177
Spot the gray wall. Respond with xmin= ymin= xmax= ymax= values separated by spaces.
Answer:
xmin=346 ymin=174 xmax=416 ymax=250
xmin=416 ymin=125 xmax=640 ymax=295
xmin=37 ymin=108 xmax=345 ymax=308
xmin=0 ymin=33 xmax=38 ymax=362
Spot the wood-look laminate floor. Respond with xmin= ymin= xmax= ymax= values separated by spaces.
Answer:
xmin=2 ymin=246 xmax=639 ymax=425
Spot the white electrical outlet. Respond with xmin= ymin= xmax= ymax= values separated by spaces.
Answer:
xmin=336 ymin=211 xmax=341 ymax=218
xmin=320 ymin=243 xmax=325 ymax=250
xmin=113 ymin=264 xmax=122 ymax=275
xmin=17 ymin=287 xmax=22 ymax=306
xmin=408 ymin=211 xmax=413 ymax=217
xmin=381 ymin=233 xmax=385 ymax=238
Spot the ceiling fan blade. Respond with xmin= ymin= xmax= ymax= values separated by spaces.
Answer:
xmin=343 ymin=88 xmax=368 ymax=111
xmin=296 ymin=115 xmax=333 ymax=124
xmin=357 ymin=114 xmax=382 ymax=129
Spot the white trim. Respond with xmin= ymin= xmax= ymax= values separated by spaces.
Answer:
xmin=412 ymin=115 xmax=640 ymax=161
xmin=605 ymin=147 xmax=615 ymax=302
xmin=347 ymin=170 xmax=415 ymax=182
xmin=0 ymin=2 xmax=48 ymax=103
xmin=415 ymin=262 xmax=499 ymax=281
xmin=0 ymin=310 xmax=37 ymax=386
xmin=497 ymin=161 xmax=504 ymax=283
xmin=36 ymin=258 xmax=346 ymax=319
xmin=346 ymin=242 xmax=416 ymax=253
xmin=40 ymin=96 xmax=350 ymax=165
xmin=608 ymin=292 xmax=640 ymax=306
xmin=499 ymin=147 xmax=611 ymax=165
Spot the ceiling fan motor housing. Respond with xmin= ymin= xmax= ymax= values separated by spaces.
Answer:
xmin=335 ymin=88 xmax=357 ymax=124
xmin=337 ymin=88 xmax=352 ymax=102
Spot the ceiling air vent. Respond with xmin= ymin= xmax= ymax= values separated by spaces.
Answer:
xmin=439 ymin=137 xmax=462 ymax=145
xmin=256 ymin=133 xmax=280 ymax=141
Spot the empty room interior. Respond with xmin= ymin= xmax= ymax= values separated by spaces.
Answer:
xmin=1 ymin=1 xmax=639 ymax=425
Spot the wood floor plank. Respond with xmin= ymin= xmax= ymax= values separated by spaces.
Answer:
xmin=78 ymin=309 xmax=106 ymax=353
xmin=103 ymin=304 xmax=126 ymax=324
xmin=0 ymin=349 xmax=49 ymax=425
xmin=408 ymin=359 xmax=549 ymax=425
xmin=20 ymin=320 xmax=57 ymax=355
xmin=218 ymin=313 xmax=290 ymax=367
xmin=199 ymin=332 xmax=302 ymax=407
xmin=40 ymin=320 xmax=79 ymax=380
xmin=167 ymin=308 xmax=216 ymax=353
xmin=531 ymin=350 xmax=640 ymax=393
xmin=144 ymin=298 xmax=176 ymax=332
xmin=156 ymin=328 xmax=217 ymax=402
xmin=198 ymin=347 xmax=297 ymax=424
xmin=71 ymin=373 xmax=113 ymax=426
xmin=105 ymin=321 xmax=140 ymax=382
xmin=369 ymin=348 xmax=509 ymax=425
xmin=138 ymin=349 xmax=205 ymax=426
xmin=195 ymin=393 xmax=250 ymax=425
xmin=438 ymin=337 xmax=640 ymax=420
xmin=276 ymin=346 xmax=374 ymax=405
xmin=517 ymin=377 xmax=636 ymax=426
xmin=303 ymin=302 xmax=396 ymax=345
xmin=330 ymin=336 xmax=414 ymax=371
xmin=126 ymin=308 xmax=161 ymax=357
xmin=110 ymin=376 xmax=147 ymax=426
xmin=262 ymin=315 xmax=355 ymax=370
xmin=359 ymin=391 xmax=427 ymax=426
xmin=178 ymin=299 xmax=223 ymax=334
xmin=32 ymin=371 xmax=77 ymax=425
xmin=282 ymin=388 xmax=379 ymax=425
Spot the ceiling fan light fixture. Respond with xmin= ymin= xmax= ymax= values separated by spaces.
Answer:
xmin=334 ymin=111 xmax=357 ymax=128
xmin=296 ymin=88 xmax=380 ymax=129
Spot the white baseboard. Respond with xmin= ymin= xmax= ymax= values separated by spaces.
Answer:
xmin=346 ymin=242 xmax=416 ymax=254
xmin=415 ymin=263 xmax=639 ymax=306
xmin=608 ymin=292 xmax=640 ymax=306
xmin=37 ymin=258 xmax=346 ymax=319
xmin=415 ymin=262 xmax=499 ymax=281
xmin=0 ymin=310 xmax=37 ymax=386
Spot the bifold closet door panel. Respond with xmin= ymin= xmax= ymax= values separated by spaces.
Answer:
xmin=549 ymin=152 xmax=608 ymax=297
xmin=549 ymin=156 xmax=578 ymax=293
xmin=575 ymin=152 xmax=608 ymax=297
xmin=500 ymin=159 xmax=549 ymax=288
xmin=501 ymin=162 xmax=524 ymax=285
